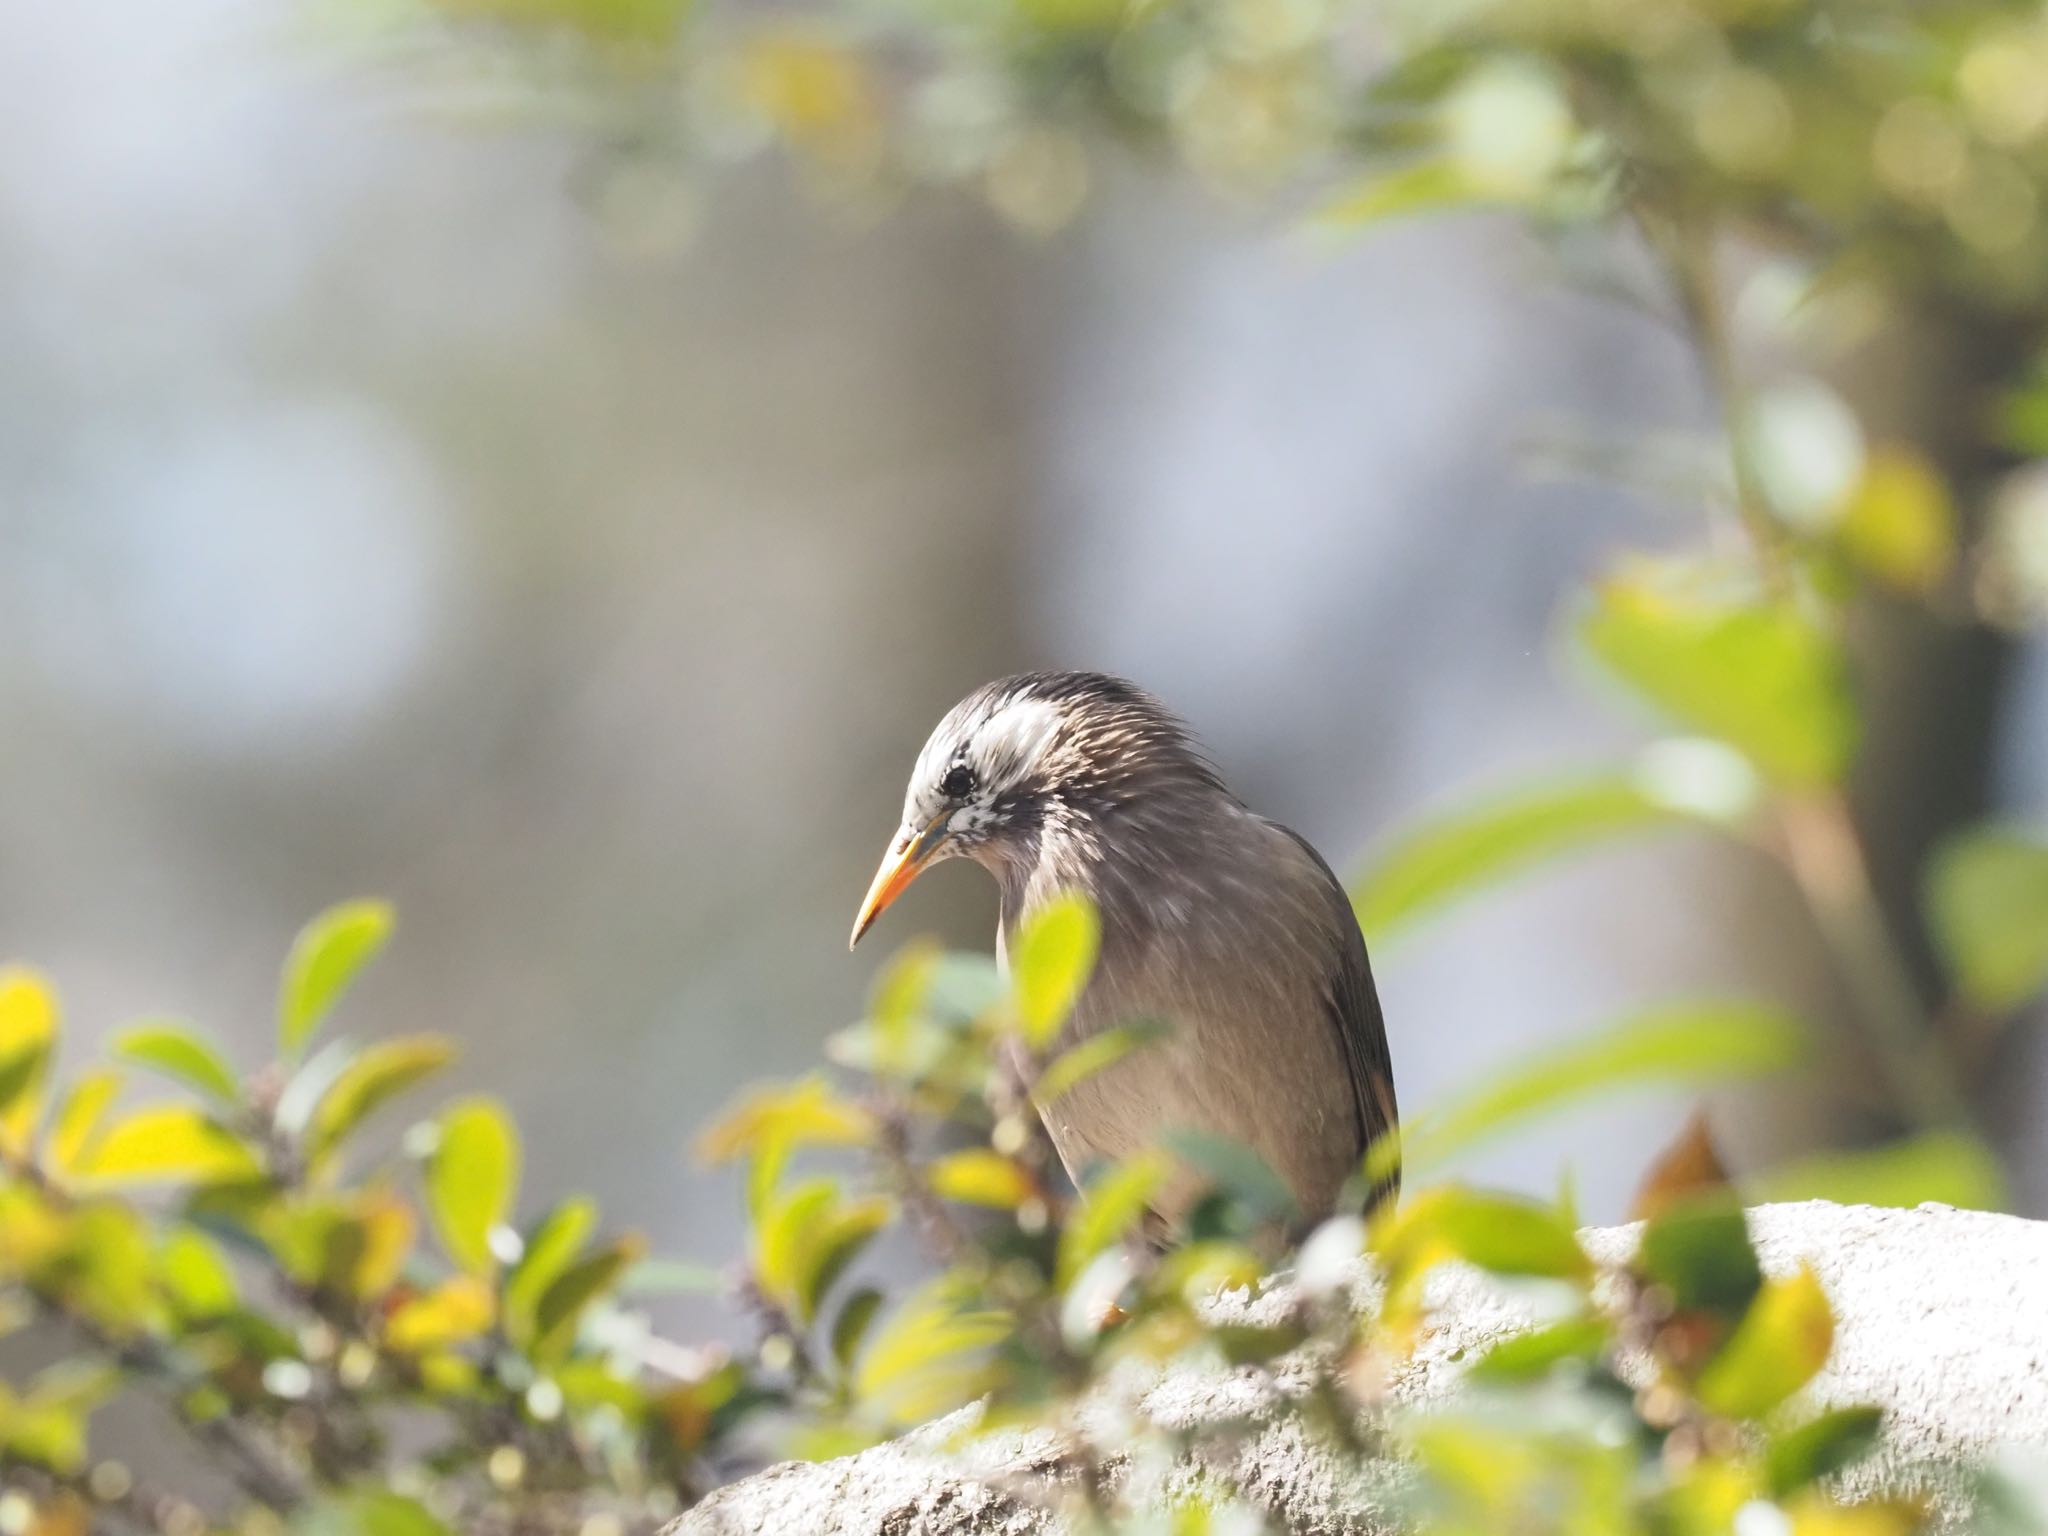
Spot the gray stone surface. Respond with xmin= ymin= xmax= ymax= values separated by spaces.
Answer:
xmin=670 ymin=1201 xmax=2048 ymax=1535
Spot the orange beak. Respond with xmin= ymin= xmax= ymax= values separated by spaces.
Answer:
xmin=849 ymin=816 xmax=954 ymax=950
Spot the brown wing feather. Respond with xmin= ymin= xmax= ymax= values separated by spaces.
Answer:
xmin=1268 ymin=821 xmax=1400 ymax=1212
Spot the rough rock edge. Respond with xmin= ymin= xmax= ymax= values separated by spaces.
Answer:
xmin=668 ymin=1201 xmax=2048 ymax=1536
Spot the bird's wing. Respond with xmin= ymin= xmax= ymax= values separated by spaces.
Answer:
xmin=1267 ymin=821 xmax=1400 ymax=1210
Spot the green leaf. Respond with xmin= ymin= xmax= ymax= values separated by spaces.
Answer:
xmin=753 ymin=1177 xmax=892 ymax=1321
xmin=1636 ymin=1194 xmax=1762 ymax=1318
xmin=1352 ymin=776 xmax=1676 ymax=942
xmin=696 ymin=1075 xmax=878 ymax=1222
xmin=278 ymin=899 xmax=394 ymax=1060
xmin=1010 ymin=894 xmax=1101 ymax=1049
xmin=1695 ymin=1264 xmax=1834 ymax=1419
xmin=854 ymin=1275 xmax=1009 ymax=1425
xmin=296 ymin=1490 xmax=453 ymax=1536
xmin=426 ymin=1097 xmax=519 ymax=1275
xmin=1581 ymin=580 xmax=1856 ymax=787
xmin=1058 ymin=1152 xmax=1167 ymax=1287
xmin=694 ymin=1075 xmax=876 ymax=1199
xmin=0 ymin=968 xmax=59 ymax=1156
xmin=831 ymin=1284 xmax=885 ymax=1372
xmin=309 ymin=1036 xmax=459 ymax=1159
xmin=1037 ymin=1019 xmax=1171 ymax=1105
xmin=112 ymin=1021 xmax=242 ymax=1107
xmin=618 ymin=1258 xmax=722 ymax=1296
xmin=1928 ymin=827 xmax=2048 ymax=1011
xmin=1767 ymin=1405 xmax=1884 ymax=1496
xmin=1396 ymin=1002 xmax=1805 ymax=1178
xmin=72 ymin=1107 xmax=262 ymax=1189
xmin=1467 ymin=1315 xmax=1610 ymax=1383
xmin=261 ymin=1191 xmax=416 ymax=1300
xmin=1161 ymin=1130 xmax=1298 ymax=1227
xmin=0 ymin=1362 xmax=117 ymax=1473
xmin=532 ymin=1236 xmax=643 ymax=1362
xmin=926 ymin=954 xmax=1007 ymax=1021
xmin=862 ymin=940 xmax=945 ymax=1079
xmin=504 ymin=1197 xmax=597 ymax=1349
xmin=1425 ymin=1188 xmax=1589 ymax=1280
xmin=1757 ymin=1131 xmax=2008 ymax=1213
xmin=1318 ymin=157 xmax=1496 ymax=227
xmin=157 ymin=1228 xmax=239 ymax=1319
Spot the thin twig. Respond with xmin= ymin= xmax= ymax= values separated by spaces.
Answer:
xmin=1775 ymin=795 xmax=1976 ymax=1132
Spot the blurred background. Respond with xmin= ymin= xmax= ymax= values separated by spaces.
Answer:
xmin=6 ymin=0 xmax=2046 ymax=1336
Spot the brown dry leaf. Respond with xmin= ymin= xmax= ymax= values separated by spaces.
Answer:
xmin=1631 ymin=1106 xmax=1733 ymax=1222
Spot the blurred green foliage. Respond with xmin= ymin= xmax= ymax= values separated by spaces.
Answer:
xmin=0 ymin=900 xmax=2025 ymax=1533
xmin=0 ymin=921 xmax=730 ymax=1535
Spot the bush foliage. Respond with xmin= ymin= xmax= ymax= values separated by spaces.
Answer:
xmin=0 ymin=884 xmax=2027 ymax=1534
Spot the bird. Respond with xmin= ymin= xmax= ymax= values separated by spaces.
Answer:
xmin=849 ymin=670 xmax=1397 ymax=1234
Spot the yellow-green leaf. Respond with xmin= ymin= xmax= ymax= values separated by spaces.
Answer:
xmin=1010 ymin=894 xmax=1101 ymax=1049
xmin=694 ymin=1075 xmax=877 ymax=1219
xmin=927 ymin=1149 xmax=1034 ymax=1210
xmin=532 ymin=1235 xmax=643 ymax=1362
xmin=112 ymin=1021 xmax=241 ymax=1107
xmin=72 ymin=1107 xmax=260 ymax=1189
xmin=1928 ymin=827 xmax=2048 ymax=1012
xmin=1467 ymin=1315 xmax=1610 ymax=1383
xmin=854 ymin=1275 xmax=1011 ymax=1426
xmin=754 ymin=1177 xmax=892 ymax=1322
xmin=694 ymin=1076 xmax=876 ymax=1165
xmin=505 ymin=1197 xmax=597 ymax=1349
xmin=1318 ymin=157 xmax=1495 ymax=228
xmin=1398 ymin=1002 xmax=1806 ymax=1178
xmin=278 ymin=899 xmax=394 ymax=1060
xmin=1413 ymin=1187 xmax=1589 ymax=1280
xmin=1037 ymin=1019 xmax=1170 ymax=1106
xmin=1058 ymin=1151 xmax=1167 ymax=1288
xmin=427 ymin=1097 xmax=519 ymax=1275
xmin=385 ymin=1275 xmax=495 ymax=1352
xmin=1581 ymin=579 xmax=1856 ymax=787
xmin=262 ymin=1190 xmax=417 ymax=1299
xmin=1767 ymin=1406 xmax=1884 ymax=1497
xmin=1695 ymin=1264 xmax=1834 ymax=1419
xmin=0 ymin=968 xmax=59 ymax=1157
xmin=1351 ymin=776 xmax=1675 ymax=943
xmin=0 ymin=1363 xmax=115 ymax=1474
xmin=339 ymin=1191 xmax=418 ymax=1299
xmin=1836 ymin=447 xmax=1954 ymax=595
xmin=156 ymin=1228 xmax=238 ymax=1319
xmin=46 ymin=1070 xmax=123 ymax=1178
xmin=1758 ymin=1130 xmax=2007 ymax=1213
xmin=296 ymin=1490 xmax=452 ymax=1536
xmin=309 ymin=1036 xmax=459 ymax=1159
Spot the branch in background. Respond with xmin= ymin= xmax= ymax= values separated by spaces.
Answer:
xmin=1775 ymin=796 xmax=1976 ymax=1133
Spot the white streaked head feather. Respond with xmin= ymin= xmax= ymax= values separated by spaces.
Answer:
xmin=902 ymin=693 xmax=1062 ymax=844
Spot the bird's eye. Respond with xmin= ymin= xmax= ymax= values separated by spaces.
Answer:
xmin=940 ymin=764 xmax=977 ymax=800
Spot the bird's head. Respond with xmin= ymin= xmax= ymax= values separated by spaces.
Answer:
xmin=849 ymin=671 xmax=1223 ymax=949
